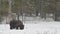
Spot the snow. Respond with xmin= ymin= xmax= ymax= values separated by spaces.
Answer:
xmin=1 ymin=16 xmax=54 ymax=24
xmin=0 ymin=21 xmax=60 ymax=34
xmin=0 ymin=16 xmax=60 ymax=34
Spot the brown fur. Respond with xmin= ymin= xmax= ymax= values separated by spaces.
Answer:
xmin=10 ymin=19 xmax=24 ymax=30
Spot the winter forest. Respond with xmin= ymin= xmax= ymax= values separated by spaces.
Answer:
xmin=0 ymin=0 xmax=60 ymax=23
xmin=0 ymin=0 xmax=60 ymax=34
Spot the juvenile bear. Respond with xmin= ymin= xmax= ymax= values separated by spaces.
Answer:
xmin=10 ymin=19 xmax=24 ymax=30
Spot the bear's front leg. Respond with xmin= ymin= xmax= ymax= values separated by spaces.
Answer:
xmin=16 ymin=26 xmax=18 ymax=29
xmin=10 ymin=25 xmax=16 ymax=29
xmin=10 ymin=26 xmax=13 ymax=29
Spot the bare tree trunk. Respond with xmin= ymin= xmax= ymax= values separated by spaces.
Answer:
xmin=17 ymin=11 xmax=20 ymax=21
xmin=6 ymin=0 xmax=12 ymax=24
xmin=36 ymin=11 xmax=39 ymax=16
xmin=8 ymin=0 xmax=12 ymax=16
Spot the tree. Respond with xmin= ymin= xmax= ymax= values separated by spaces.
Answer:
xmin=0 ymin=0 xmax=9 ymax=16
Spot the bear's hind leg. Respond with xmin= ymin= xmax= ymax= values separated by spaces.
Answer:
xmin=20 ymin=25 xmax=24 ymax=30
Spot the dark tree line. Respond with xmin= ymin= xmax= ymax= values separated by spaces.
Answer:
xmin=0 ymin=0 xmax=60 ymax=21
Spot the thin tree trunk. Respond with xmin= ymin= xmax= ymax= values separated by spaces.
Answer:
xmin=8 ymin=0 xmax=12 ymax=16
xmin=6 ymin=0 xmax=12 ymax=24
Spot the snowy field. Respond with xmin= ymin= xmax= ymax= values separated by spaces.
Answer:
xmin=0 ymin=16 xmax=60 ymax=34
xmin=0 ymin=21 xmax=60 ymax=34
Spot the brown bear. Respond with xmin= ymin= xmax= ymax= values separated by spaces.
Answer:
xmin=10 ymin=19 xmax=24 ymax=30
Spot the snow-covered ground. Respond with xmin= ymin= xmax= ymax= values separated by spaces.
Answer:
xmin=0 ymin=16 xmax=60 ymax=34
xmin=0 ymin=21 xmax=60 ymax=34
